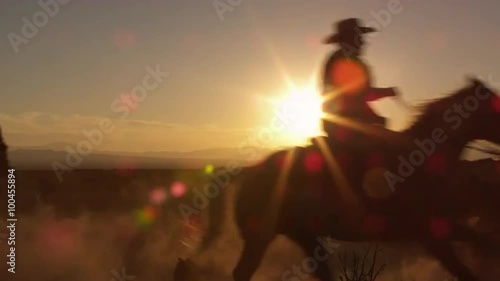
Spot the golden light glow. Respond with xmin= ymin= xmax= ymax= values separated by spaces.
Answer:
xmin=315 ymin=137 xmax=365 ymax=218
xmin=271 ymin=82 xmax=324 ymax=146
xmin=321 ymin=112 xmax=402 ymax=144
xmin=267 ymin=148 xmax=297 ymax=234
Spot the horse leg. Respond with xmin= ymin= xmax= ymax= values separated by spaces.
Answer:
xmin=233 ymin=237 xmax=273 ymax=281
xmin=292 ymin=236 xmax=336 ymax=281
xmin=123 ymin=229 xmax=148 ymax=277
xmin=452 ymin=223 xmax=500 ymax=259
xmin=424 ymin=240 xmax=478 ymax=281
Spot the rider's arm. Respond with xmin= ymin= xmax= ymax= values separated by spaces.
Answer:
xmin=365 ymin=87 xmax=397 ymax=102
xmin=357 ymin=58 xmax=397 ymax=102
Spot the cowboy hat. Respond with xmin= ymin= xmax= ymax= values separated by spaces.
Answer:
xmin=323 ymin=18 xmax=377 ymax=44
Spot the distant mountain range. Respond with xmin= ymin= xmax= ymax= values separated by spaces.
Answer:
xmin=9 ymin=143 xmax=276 ymax=169
xmin=8 ymin=142 xmax=498 ymax=170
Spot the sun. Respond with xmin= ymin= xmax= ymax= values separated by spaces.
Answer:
xmin=273 ymin=83 xmax=324 ymax=146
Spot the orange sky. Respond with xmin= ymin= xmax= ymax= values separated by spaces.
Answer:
xmin=0 ymin=0 xmax=499 ymax=152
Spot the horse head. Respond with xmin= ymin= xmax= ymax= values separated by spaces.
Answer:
xmin=461 ymin=77 xmax=500 ymax=145
xmin=407 ymin=77 xmax=500 ymax=148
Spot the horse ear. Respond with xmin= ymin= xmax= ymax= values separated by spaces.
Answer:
xmin=466 ymin=75 xmax=482 ymax=87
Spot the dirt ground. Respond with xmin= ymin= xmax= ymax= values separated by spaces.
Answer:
xmin=1 ymin=169 xmax=498 ymax=281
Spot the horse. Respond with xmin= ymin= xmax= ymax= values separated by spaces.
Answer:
xmin=447 ymin=159 xmax=500 ymax=235
xmin=197 ymin=78 xmax=500 ymax=281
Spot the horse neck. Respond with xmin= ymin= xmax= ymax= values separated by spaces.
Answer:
xmin=404 ymin=115 xmax=470 ymax=170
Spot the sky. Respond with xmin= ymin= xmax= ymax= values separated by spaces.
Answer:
xmin=0 ymin=0 xmax=499 ymax=152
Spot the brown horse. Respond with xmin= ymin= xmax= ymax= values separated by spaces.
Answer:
xmin=197 ymin=78 xmax=500 ymax=281
xmin=447 ymin=159 xmax=500 ymax=235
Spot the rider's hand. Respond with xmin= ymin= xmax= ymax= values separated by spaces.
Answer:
xmin=386 ymin=87 xmax=399 ymax=97
xmin=367 ymin=87 xmax=397 ymax=101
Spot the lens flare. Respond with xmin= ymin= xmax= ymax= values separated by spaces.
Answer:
xmin=135 ymin=206 xmax=158 ymax=228
xmin=304 ymin=150 xmax=324 ymax=173
xmin=149 ymin=187 xmax=168 ymax=205
xmin=429 ymin=217 xmax=451 ymax=239
xmin=35 ymin=219 xmax=83 ymax=262
xmin=170 ymin=181 xmax=187 ymax=198
xmin=272 ymin=84 xmax=323 ymax=146
xmin=331 ymin=58 xmax=368 ymax=95
xmin=204 ymin=164 xmax=214 ymax=175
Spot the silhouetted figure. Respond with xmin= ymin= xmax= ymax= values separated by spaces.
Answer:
xmin=0 ymin=126 xmax=9 ymax=178
xmin=321 ymin=18 xmax=398 ymax=142
xmin=198 ymin=78 xmax=500 ymax=281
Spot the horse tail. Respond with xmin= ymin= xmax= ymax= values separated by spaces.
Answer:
xmin=196 ymin=166 xmax=234 ymax=254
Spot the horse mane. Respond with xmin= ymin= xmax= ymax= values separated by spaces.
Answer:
xmin=404 ymin=83 xmax=475 ymax=134
xmin=406 ymin=97 xmax=446 ymax=127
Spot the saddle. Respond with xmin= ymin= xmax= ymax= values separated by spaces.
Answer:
xmin=309 ymin=130 xmax=390 ymax=153
xmin=307 ymin=125 xmax=405 ymax=203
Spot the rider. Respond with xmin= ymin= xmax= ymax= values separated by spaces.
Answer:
xmin=321 ymin=18 xmax=398 ymax=142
